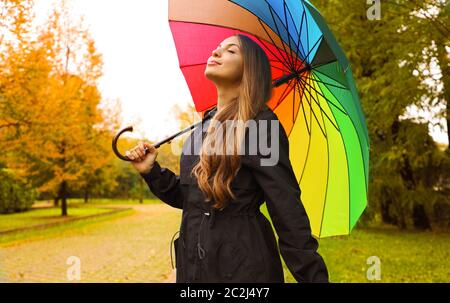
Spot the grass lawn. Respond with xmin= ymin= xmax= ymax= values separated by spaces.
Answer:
xmin=0 ymin=208 xmax=134 ymax=246
xmin=312 ymin=225 xmax=450 ymax=283
xmin=260 ymin=203 xmax=450 ymax=282
xmin=0 ymin=206 xmax=116 ymax=232
xmin=0 ymin=199 xmax=140 ymax=246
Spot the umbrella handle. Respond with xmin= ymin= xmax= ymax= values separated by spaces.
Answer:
xmin=112 ymin=126 xmax=147 ymax=161
xmin=112 ymin=123 xmax=200 ymax=162
xmin=112 ymin=109 xmax=216 ymax=161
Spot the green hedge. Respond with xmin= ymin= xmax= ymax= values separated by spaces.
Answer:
xmin=0 ymin=169 xmax=37 ymax=214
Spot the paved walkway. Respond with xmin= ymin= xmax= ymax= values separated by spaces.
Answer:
xmin=0 ymin=204 xmax=181 ymax=282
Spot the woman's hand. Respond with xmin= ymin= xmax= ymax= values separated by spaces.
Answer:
xmin=126 ymin=141 xmax=158 ymax=174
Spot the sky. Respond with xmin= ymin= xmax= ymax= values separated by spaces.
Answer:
xmin=34 ymin=0 xmax=194 ymax=143
xmin=32 ymin=0 xmax=448 ymax=146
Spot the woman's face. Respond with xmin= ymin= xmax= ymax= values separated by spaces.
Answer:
xmin=205 ymin=36 xmax=243 ymax=85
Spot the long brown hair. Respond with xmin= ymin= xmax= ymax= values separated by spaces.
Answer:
xmin=191 ymin=34 xmax=273 ymax=210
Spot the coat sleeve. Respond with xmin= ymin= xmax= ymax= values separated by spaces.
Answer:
xmin=241 ymin=114 xmax=329 ymax=283
xmin=139 ymin=161 xmax=183 ymax=209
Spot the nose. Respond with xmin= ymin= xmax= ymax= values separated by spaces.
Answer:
xmin=211 ymin=46 xmax=221 ymax=57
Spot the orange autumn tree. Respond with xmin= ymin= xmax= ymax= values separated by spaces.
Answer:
xmin=31 ymin=1 xmax=119 ymax=215
xmin=0 ymin=0 xmax=39 ymax=141
xmin=1 ymin=0 xmax=120 ymax=215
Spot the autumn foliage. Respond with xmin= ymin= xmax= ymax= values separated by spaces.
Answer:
xmin=0 ymin=0 xmax=123 ymax=215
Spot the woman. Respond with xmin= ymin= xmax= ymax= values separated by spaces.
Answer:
xmin=127 ymin=34 xmax=329 ymax=283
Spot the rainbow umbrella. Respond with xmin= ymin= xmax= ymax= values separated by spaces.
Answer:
xmin=168 ymin=0 xmax=370 ymax=237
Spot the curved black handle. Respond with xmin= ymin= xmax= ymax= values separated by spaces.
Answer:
xmin=112 ymin=126 xmax=149 ymax=162
xmin=112 ymin=106 xmax=217 ymax=162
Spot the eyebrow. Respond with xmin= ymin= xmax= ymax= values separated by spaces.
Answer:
xmin=218 ymin=43 xmax=240 ymax=49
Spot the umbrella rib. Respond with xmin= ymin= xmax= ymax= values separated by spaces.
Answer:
xmin=273 ymin=78 xmax=296 ymax=110
xmin=297 ymin=81 xmax=313 ymax=184
xmin=298 ymin=79 xmax=327 ymax=138
xmin=303 ymin=74 xmax=348 ymax=90
xmin=311 ymin=60 xmax=341 ymax=70
xmin=309 ymin=74 xmax=328 ymax=138
xmin=282 ymin=0 xmax=297 ymax=68
xmin=269 ymin=60 xmax=291 ymax=74
xmin=299 ymin=74 xmax=348 ymax=117
xmin=298 ymin=81 xmax=311 ymax=137
xmin=300 ymin=35 xmax=323 ymax=68
xmin=312 ymin=72 xmax=331 ymax=238
xmin=264 ymin=0 xmax=295 ymax=70
xmin=297 ymin=10 xmax=307 ymax=61
xmin=255 ymin=22 xmax=292 ymax=72
xmin=277 ymin=78 xmax=294 ymax=105
xmin=292 ymin=72 xmax=296 ymax=126
xmin=313 ymin=68 xmax=349 ymax=87
xmin=300 ymin=76 xmax=341 ymax=132
xmin=298 ymin=76 xmax=339 ymax=133
xmin=278 ymin=81 xmax=295 ymax=107
xmin=285 ymin=1 xmax=307 ymax=67
xmin=290 ymin=75 xmax=306 ymax=130
xmin=300 ymin=0 xmax=311 ymax=63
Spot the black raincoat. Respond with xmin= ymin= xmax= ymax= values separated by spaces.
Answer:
xmin=140 ymin=105 xmax=329 ymax=283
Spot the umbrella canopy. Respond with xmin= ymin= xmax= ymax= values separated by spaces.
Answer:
xmin=168 ymin=0 xmax=370 ymax=238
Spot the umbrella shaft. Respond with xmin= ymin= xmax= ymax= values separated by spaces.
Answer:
xmin=273 ymin=65 xmax=310 ymax=87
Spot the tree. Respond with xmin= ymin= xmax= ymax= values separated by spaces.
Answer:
xmin=0 ymin=0 xmax=120 ymax=216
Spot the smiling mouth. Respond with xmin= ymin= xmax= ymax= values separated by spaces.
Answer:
xmin=208 ymin=61 xmax=221 ymax=65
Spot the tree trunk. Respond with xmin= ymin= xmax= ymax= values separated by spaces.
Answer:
xmin=54 ymin=197 xmax=59 ymax=207
xmin=380 ymin=187 xmax=397 ymax=225
xmin=391 ymin=120 xmax=432 ymax=230
xmin=60 ymin=180 xmax=68 ymax=216
xmin=381 ymin=202 xmax=397 ymax=225
xmin=59 ymin=140 xmax=68 ymax=216
xmin=397 ymin=211 xmax=407 ymax=230
xmin=84 ymin=187 xmax=89 ymax=204
xmin=412 ymin=204 xmax=431 ymax=230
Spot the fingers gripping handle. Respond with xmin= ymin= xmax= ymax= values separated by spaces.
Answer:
xmin=112 ymin=126 xmax=154 ymax=162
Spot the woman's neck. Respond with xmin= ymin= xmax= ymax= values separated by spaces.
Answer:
xmin=216 ymin=83 xmax=240 ymax=111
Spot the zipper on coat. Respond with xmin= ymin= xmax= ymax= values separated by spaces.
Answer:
xmin=192 ymin=211 xmax=209 ymax=281
xmin=197 ymin=212 xmax=209 ymax=260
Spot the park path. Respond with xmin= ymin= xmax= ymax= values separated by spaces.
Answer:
xmin=0 ymin=204 xmax=181 ymax=283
